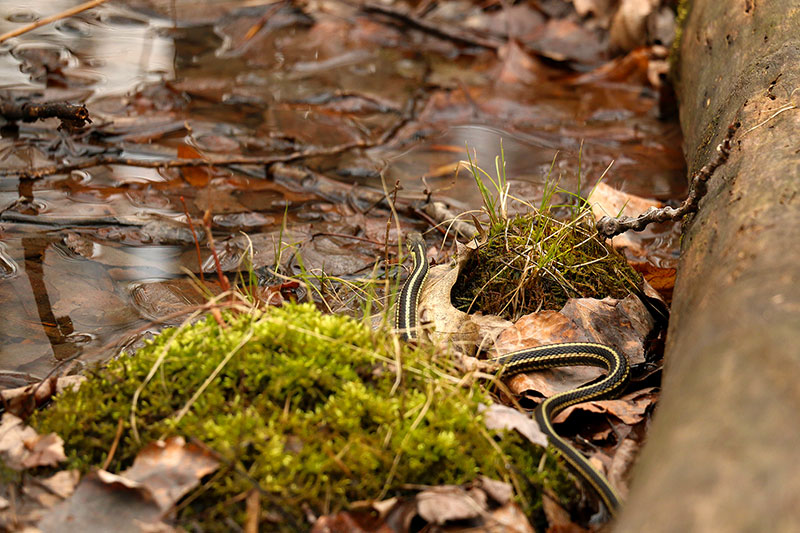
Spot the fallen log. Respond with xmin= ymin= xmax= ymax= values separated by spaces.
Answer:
xmin=616 ymin=1 xmax=800 ymax=531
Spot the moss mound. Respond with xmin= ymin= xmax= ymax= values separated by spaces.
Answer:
xmin=452 ymin=212 xmax=641 ymax=320
xmin=32 ymin=303 xmax=576 ymax=530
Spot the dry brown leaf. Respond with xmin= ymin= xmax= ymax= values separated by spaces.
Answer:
xmin=22 ymin=469 xmax=81 ymax=512
xmin=571 ymin=0 xmax=616 ymax=28
xmin=542 ymin=491 xmax=587 ymax=533
xmin=417 ymin=240 xmax=514 ymax=353
xmin=609 ymin=0 xmax=659 ymax=52
xmin=553 ymin=386 xmax=657 ymax=424
xmin=122 ymin=436 xmax=220 ymax=511
xmin=0 ymin=414 xmax=38 ymax=470
xmin=39 ymin=470 xmax=81 ymax=500
xmin=21 ymin=433 xmax=67 ymax=470
xmin=416 ymin=485 xmax=487 ymax=525
xmin=0 ymin=414 xmax=65 ymax=471
xmin=477 ymin=476 xmax=513 ymax=505
xmin=590 ymin=181 xmax=662 ymax=217
xmin=560 ymin=297 xmax=653 ymax=365
xmin=311 ymin=509 xmax=396 ymax=533
xmin=37 ymin=470 xmax=173 ymax=533
xmin=1 ymin=376 xmax=85 ymax=418
xmin=481 ymin=403 xmax=547 ymax=447
xmin=631 ymin=261 xmax=676 ymax=304
xmin=36 ymin=437 xmax=217 ymax=533
xmin=475 ymin=502 xmax=536 ymax=533
xmin=590 ymin=181 xmax=664 ymax=257
xmin=606 ymin=437 xmax=640 ymax=500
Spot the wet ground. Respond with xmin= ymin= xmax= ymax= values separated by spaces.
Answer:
xmin=0 ymin=0 xmax=684 ymax=380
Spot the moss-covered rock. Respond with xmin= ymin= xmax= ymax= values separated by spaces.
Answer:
xmin=31 ymin=303 xmax=577 ymax=531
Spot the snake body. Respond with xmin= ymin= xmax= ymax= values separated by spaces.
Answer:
xmin=395 ymin=232 xmax=630 ymax=516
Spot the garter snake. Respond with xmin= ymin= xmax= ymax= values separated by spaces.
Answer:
xmin=395 ymin=232 xmax=630 ymax=516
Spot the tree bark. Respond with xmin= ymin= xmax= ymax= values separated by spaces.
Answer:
xmin=615 ymin=1 xmax=800 ymax=531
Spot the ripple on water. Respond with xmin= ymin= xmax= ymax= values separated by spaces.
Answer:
xmin=0 ymin=242 xmax=18 ymax=279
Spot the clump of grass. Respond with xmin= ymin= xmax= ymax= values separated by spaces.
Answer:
xmin=31 ymin=303 xmax=578 ymax=531
xmin=451 ymin=148 xmax=641 ymax=320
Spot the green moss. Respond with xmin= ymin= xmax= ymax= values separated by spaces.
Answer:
xmin=451 ymin=212 xmax=641 ymax=320
xmin=31 ymin=303 xmax=578 ymax=531
xmin=669 ymin=0 xmax=691 ymax=80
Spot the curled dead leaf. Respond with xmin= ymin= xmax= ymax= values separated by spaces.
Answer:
xmin=36 ymin=437 xmax=218 ymax=533
xmin=416 ymin=485 xmax=487 ymax=525
xmin=122 ymin=436 xmax=220 ymax=511
xmin=1 ymin=376 xmax=85 ymax=418
xmin=480 ymin=403 xmax=547 ymax=447
xmin=416 ymin=240 xmax=513 ymax=353
xmin=553 ymin=386 xmax=658 ymax=424
xmin=37 ymin=470 xmax=174 ymax=533
xmin=0 ymin=414 xmax=65 ymax=471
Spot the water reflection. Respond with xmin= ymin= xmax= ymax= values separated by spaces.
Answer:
xmin=0 ymin=2 xmax=174 ymax=97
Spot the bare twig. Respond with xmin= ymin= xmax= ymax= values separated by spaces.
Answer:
xmin=0 ymin=140 xmax=368 ymax=179
xmin=101 ymin=418 xmax=125 ymax=471
xmin=596 ymin=122 xmax=740 ymax=238
xmin=0 ymin=100 xmax=91 ymax=130
xmin=0 ymin=0 xmax=110 ymax=43
xmin=180 ymin=196 xmax=205 ymax=283
xmin=359 ymin=1 xmax=501 ymax=50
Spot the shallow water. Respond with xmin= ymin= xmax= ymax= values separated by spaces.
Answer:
xmin=0 ymin=0 xmax=684 ymax=378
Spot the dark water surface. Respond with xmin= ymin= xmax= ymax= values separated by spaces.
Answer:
xmin=0 ymin=0 xmax=684 ymax=378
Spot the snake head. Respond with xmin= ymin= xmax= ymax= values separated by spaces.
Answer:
xmin=404 ymin=232 xmax=425 ymax=250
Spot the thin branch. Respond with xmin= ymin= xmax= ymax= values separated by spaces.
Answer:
xmin=596 ymin=122 xmax=740 ymax=238
xmin=359 ymin=1 xmax=502 ymax=50
xmin=0 ymin=0 xmax=111 ymax=43
xmin=0 ymin=140 xmax=368 ymax=179
xmin=0 ymin=101 xmax=91 ymax=129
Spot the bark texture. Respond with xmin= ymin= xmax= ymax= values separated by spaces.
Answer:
xmin=615 ymin=2 xmax=800 ymax=531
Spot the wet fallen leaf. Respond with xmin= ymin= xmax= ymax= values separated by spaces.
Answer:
xmin=527 ymin=18 xmax=607 ymax=66
xmin=497 ymin=40 xmax=547 ymax=85
xmin=480 ymin=403 xmax=547 ymax=447
xmin=0 ymin=414 xmax=65 ymax=471
xmin=129 ymin=279 xmax=222 ymax=322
